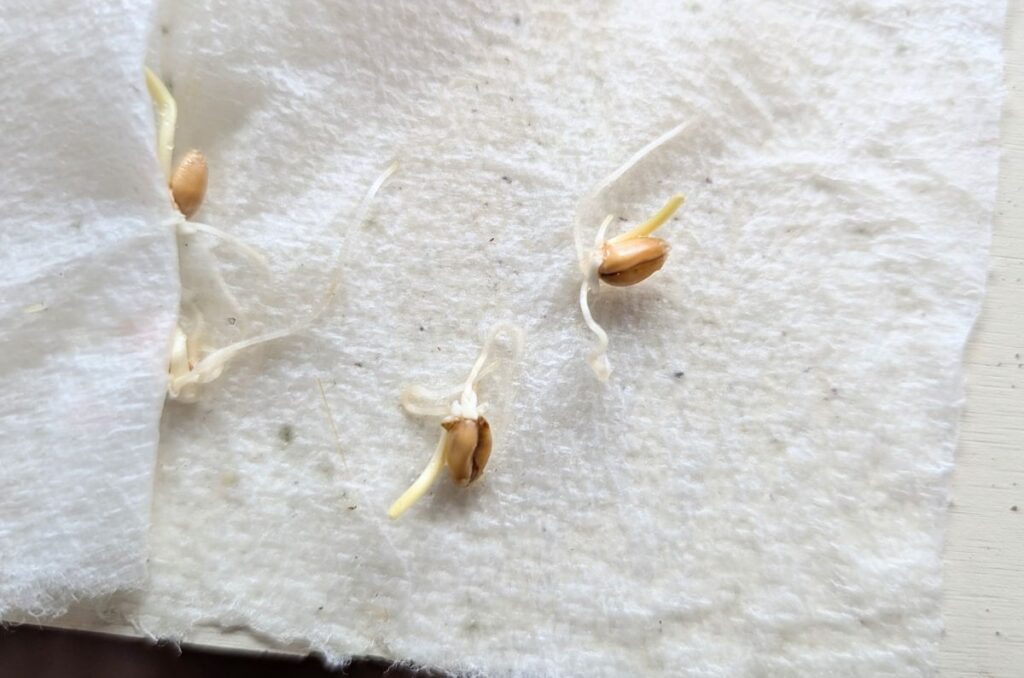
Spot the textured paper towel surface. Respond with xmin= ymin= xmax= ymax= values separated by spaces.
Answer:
xmin=114 ymin=1 xmax=1006 ymax=675
xmin=0 ymin=1 xmax=178 ymax=615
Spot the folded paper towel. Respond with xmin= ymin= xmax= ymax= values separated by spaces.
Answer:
xmin=2 ymin=1 xmax=1006 ymax=676
xmin=0 ymin=0 xmax=178 ymax=617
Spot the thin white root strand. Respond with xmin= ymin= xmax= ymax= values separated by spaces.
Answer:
xmin=320 ymin=161 xmax=400 ymax=314
xmin=594 ymin=213 xmax=614 ymax=249
xmin=580 ymin=214 xmax=614 ymax=381
xmin=194 ymin=255 xmax=244 ymax=319
xmin=144 ymin=67 xmax=177 ymax=181
xmin=168 ymin=325 xmax=297 ymax=396
xmin=580 ymin=280 xmax=611 ymax=382
xmin=168 ymin=162 xmax=398 ymax=403
xmin=464 ymin=321 xmax=524 ymax=398
xmin=400 ymin=383 xmax=467 ymax=417
xmin=178 ymin=220 xmax=269 ymax=269
xmin=316 ymin=377 xmax=347 ymax=470
xmin=398 ymin=363 xmax=499 ymax=415
xmin=590 ymin=119 xmax=696 ymax=198
xmin=399 ymin=323 xmax=521 ymax=417
xmin=388 ymin=432 xmax=447 ymax=520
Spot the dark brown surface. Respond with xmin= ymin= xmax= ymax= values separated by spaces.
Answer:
xmin=0 ymin=625 xmax=450 ymax=678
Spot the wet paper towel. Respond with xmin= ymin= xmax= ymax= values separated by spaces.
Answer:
xmin=0 ymin=0 xmax=179 ymax=616
xmin=8 ymin=0 xmax=1009 ymax=675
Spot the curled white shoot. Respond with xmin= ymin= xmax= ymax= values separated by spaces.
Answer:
xmin=144 ymin=66 xmax=176 ymax=181
xmin=388 ymin=322 xmax=524 ymax=519
xmin=574 ymin=120 xmax=696 ymax=381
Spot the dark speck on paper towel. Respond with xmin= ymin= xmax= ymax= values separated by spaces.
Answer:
xmin=278 ymin=424 xmax=294 ymax=444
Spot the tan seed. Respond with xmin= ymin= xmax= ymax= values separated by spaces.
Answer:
xmin=170 ymin=149 xmax=208 ymax=218
xmin=442 ymin=416 xmax=492 ymax=486
xmin=598 ymin=236 xmax=669 ymax=287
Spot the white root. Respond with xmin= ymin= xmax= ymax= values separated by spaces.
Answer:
xmin=168 ymin=324 xmax=297 ymax=401
xmin=578 ymin=215 xmax=615 ymax=381
xmin=177 ymin=219 xmax=269 ymax=268
xmin=175 ymin=217 xmax=270 ymax=324
xmin=316 ymin=377 xmax=347 ymax=470
xmin=320 ymin=161 xmax=399 ymax=311
xmin=585 ymin=119 xmax=695 ymax=210
xmin=388 ymin=322 xmax=524 ymax=519
xmin=167 ymin=164 xmax=397 ymax=402
xmin=145 ymin=66 xmax=400 ymax=402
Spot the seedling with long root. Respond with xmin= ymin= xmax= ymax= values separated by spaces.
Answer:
xmin=145 ymin=67 xmax=395 ymax=401
xmin=575 ymin=120 xmax=696 ymax=381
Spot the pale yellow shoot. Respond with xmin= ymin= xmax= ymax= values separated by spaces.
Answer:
xmin=388 ymin=433 xmax=447 ymax=519
xmin=608 ymin=193 xmax=685 ymax=244
xmin=144 ymin=67 xmax=177 ymax=181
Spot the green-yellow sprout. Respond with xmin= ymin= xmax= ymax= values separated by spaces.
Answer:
xmin=608 ymin=193 xmax=685 ymax=244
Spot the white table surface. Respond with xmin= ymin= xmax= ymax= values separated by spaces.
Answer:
xmin=21 ymin=4 xmax=1024 ymax=676
xmin=940 ymin=3 xmax=1024 ymax=676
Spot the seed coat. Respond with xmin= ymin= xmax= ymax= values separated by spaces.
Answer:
xmin=442 ymin=416 xmax=492 ymax=485
xmin=170 ymin=149 xmax=208 ymax=218
xmin=598 ymin=236 xmax=669 ymax=286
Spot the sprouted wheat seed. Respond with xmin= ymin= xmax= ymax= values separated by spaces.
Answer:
xmin=145 ymin=67 xmax=396 ymax=401
xmin=575 ymin=120 xmax=696 ymax=381
xmin=388 ymin=322 xmax=524 ymax=519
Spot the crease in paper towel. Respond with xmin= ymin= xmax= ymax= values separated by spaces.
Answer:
xmin=0 ymin=0 xmax=179 ymax=616
xmin=17 ymin=0 xmax=1008 ymax=675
